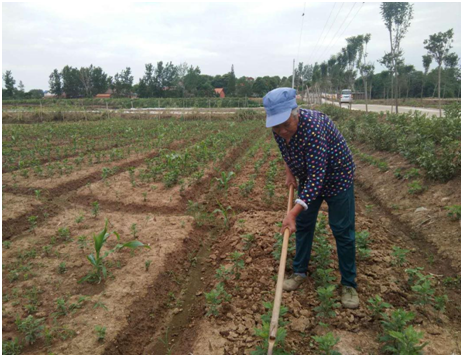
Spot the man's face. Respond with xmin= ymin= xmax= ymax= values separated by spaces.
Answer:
xmin=272 ymin=114 xmax=298 ymax=140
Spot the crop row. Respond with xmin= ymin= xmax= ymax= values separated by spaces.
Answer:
xmin=3 ymin=119 xmax=235 ymax=177
xmin=321 ymin=102 xmax=461 ymax=182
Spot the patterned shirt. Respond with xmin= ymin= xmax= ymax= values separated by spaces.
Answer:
xmin=273 ymin=108 xmax=355 ymax=208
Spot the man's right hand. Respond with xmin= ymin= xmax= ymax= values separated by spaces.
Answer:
xmin=285 ymin=173 xmax=297 ymax=189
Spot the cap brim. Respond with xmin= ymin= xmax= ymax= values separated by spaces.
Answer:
xmin=265 ymin=108 xmax=292 ymax=128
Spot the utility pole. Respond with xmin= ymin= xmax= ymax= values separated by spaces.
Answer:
xmin=291 ymin=59 xmax=295 ymax=89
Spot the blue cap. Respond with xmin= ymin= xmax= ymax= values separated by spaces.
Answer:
xmin=263 ymin=87 xmax=297 ymax=128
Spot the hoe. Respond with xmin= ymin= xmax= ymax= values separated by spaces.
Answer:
xmin=267 ymin=185 xmax=294 ymax=355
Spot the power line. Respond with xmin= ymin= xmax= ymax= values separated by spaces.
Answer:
xmin=307 ymin=2 xmax=337 ymax=64
xmin=318 ymin=2 xmax=365 ymax=63
xmin=295 ymin=2 xmax=306 ymax=66
xmin=315 ymin=2 xmax=358 ymax=64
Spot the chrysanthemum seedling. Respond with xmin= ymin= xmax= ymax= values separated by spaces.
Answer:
xmin=312 ymin=331 xmax=341 ymax=355
xmin=445 ymin=205 xmax=461 ymax=221
xmin=314 ymin=285 xmax=341 ymax=319
xmin=241 ymin=233 xmax=255 ymax=250
xmin=383 ymin=325 xmax=428 ymax=355
xmin=379 ymin=308 xmax=416 ymax=352
xmin=205 ymin=282 xmax=231 ymax=317
xmin=15 ymin=315 xmax=44 ymax=345
xmin=411 ymin=277 xmax=435 ymax=306
xmin=313 ymin=268 xmax=336 ymax=288
xmin=405 ymin=267 xmax=425 ymax=286
xmin=2 ymin=338 xmax=22 ymax=355
xmin=367 ymin=295 xmax=392 ymax=319
xmin=215 ymin=265 xmax=233 ymax=282
xmin=434 ymin=294 xmax=449 ymax=312
xmin=391 ymin=246 xmax=409 ymax=267
xmin=228 ymin=251 xmax=245 ymax=280
xmin=78 ymin=220 xmax=150 ymax=284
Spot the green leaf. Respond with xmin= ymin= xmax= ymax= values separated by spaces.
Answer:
xmin=121 ymin=241 xmax=150 ymax=249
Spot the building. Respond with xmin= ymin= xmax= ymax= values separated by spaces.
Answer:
xmin=95 ymin=88 xmax=114 ymax=99
xmin=214 ymin=88 xmax=225 ymax=98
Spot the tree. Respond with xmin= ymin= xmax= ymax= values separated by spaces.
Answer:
xmin=17 ymin=80 xmax=25 ymax=99
xmin=137 ymin=63 xmax=155 ymax=98
xmin=421 ymin=55 xmax=432 ymax=102
xmin=443 ymin=52 xmax=459 ymax=98
xmin=2 ymin=70 xmax=16 ymax=98
xmin=113 ymin=67 xmax=133 ymax=97
xmin=90 ymin=66 xmax=110 ymax=96
xmin=227 ymin=65 xmax=236 ymax=96
xmin=356 ymin=33 xmax=372 ymax=112
xmin=61 ymin=65 xmax=82 ymax=98
xmin=424 ymin=28 xmax=454 ymax=116
xmin=380 ymin=2 xmax=414 ymax=113
xmin=48 ymin=69 xmax=63 ymax=97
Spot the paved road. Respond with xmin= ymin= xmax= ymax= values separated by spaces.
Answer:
xmin=321 ymin=98 xmax=441 ymax=117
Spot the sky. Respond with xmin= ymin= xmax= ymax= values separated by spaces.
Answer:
xmin=2 ymin=1 xmax=461 ymax=91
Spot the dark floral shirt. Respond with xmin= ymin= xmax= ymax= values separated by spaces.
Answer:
xmin=273 ymin=108 xmax=355 ymax=207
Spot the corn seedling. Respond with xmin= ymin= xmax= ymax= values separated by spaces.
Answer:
xmin=213 ymin=201 xmax=233 ymax=229
xmin=215 ymin=171 xmax=235 ymax=190
xmin=2 ymin=338 xmax=22 ymax=355
xmin=91 ymin=201 xmax=100 ymax=218
xmin=445 ymin=205 xmax=461 ymax=221
xmin=145 ymin=260 xmax=152 ymax=271
xmin=312 ymin=332 xmax=341 ymax=355
xmin=367 ymin=295 xmax=392 ymax=319
xmin=314 ymin=285 xmax=340 ymax=319
xmin=229 ymin=251 xmax=245 ymax=280
xmin=391 ymin=246 xmax=409 ymax=267
xmin=205 ymin=282 xmax=231 ymax=317
xmin=95 ymin=325 xmax=106 ymax=342
xmin=78 ymin=220 xmax=150 ymax=284
xmin=93 ymin=300 xmax=108 ymax=311
xmin=15 ymin=315 xmax=44 ymax=345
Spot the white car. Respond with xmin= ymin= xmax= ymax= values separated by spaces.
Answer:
xmin=339 ymin=89 xmax=353 ymax=106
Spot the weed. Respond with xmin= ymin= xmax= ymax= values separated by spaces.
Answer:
xmin=57 ymin=227 xmax=71 ymax=241
xmin=28 ymin=216 xmax=38 ymax=232
xmin=205 ymin=282 xmax=231 ymax=317
xmin=312 ymin=331 xmax=341 ymax=355
xmin=75 ymin=214 xmax=84 ymax=224
xmin=130 ymin=223 xmax=138 ymax=239
xmin=15 ymin=315 xmax=44 ymax=345
xmin=93 ymin=300 xmax=108 ymax=311
xmin=367 ymin=295 xmax=392 ymax=319
xmin=314 ymin=285 xmax=340 ymax=319
xmin=34 ymin=189 xmax=41 ymax=200
xmin=445 ymin=205 xmax=461 ymax=221
xmin=3 ymin=241 xmax=11 ymax=249
xmin=145 ymin=260 xmax=152 ymax=271
xmin=404 ymin=168 xmax=420 ymax=180
xmin=434 ymin=295 xmax=449 ymax=312
xmin=365 ymin=204 xmax=374 ymax=213
xmin=157 ymin=327 xmax=172 ymax=354
xmin=77 ymin=235 xmax=87 ymax=249
xmin=58 ymin=262 xmax=67 ymax=274
xmin=95 ymin=325 xmax=106 ymax=342
xmin=91 ymin=201 xmax=100 ymax=218
xmin=215 ymin=265 xmax=233 ymax=282
xmin=443 ymin=275 xmax=460 ymax=288
xmin=142 ymin=192 xmax=147 ymax=202
xmin=239 ymin=180 xmax=255 ymax=197
xmin=391 ymin=246 xmax=409 ymax=267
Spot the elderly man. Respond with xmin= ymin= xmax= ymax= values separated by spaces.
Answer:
xmin=263 ymin=87 xmax=358 ymax=309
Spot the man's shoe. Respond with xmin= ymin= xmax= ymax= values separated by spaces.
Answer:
xmin=283 ymin=274 xmax=306 ymax=291
xmin=341 ymin=286 xmax=359 ymax=309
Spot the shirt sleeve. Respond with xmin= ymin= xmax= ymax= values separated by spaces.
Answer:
xmin=297 ymin=118 xmax=328 ymax=207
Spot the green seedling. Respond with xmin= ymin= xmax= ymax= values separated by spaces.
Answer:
xmin=313 ymin=268 xmax=336 ymax=288
xmin=3 ymin=241 xmax=11 ymax=249
xmin=445 ymin=205 xmax=461 ymax=221
xmin=34 ymin=190 xmax=41 ymax=200
xmin=273 ymin=232 xmax=296 ymax=267
xmin=15 ymin=315 xmax=44 ymax=345
xmin=408 ymin=180 xmax=425 ymax=194
xmin=229 ymin=251 xmax=245 ymax=280
xmin=2 ymin=338 xmax=22 ymax=355
xmin=411 ymin=277 xmax=435 ymax=306
xmin=142 ymin=192 xmax=147 ymax=202
xmin=145 ymin=260 xmax=152 ymax=271
xmin=93 ymin=300 xmax=108 ymax=311
xmin=405 ymin=267 xmax=425 ymax=286
xmin=239 ymin=180 xmax=255 ymax=197
xmin=391 ymin=246 xmax=409 ymax=267
xmin=130 ymin=223 xmax=138 ymax=239
xmin=28 ymin=216 xmax=38 ymax=232
xmin=58 ymin=262 xmax=67 ymax=274
xmin=434 ymin=295 xmax=449 ymax=312
xmin=383 ymin=325 xmax=428 ymax=355
xmin=404 ymin=168 xmax=420 ymax=179
xmin=57 ymin=226 xmax=71 ymax=241
xmin=314 ymin=285 xmax=340 ymax=319
xmin=95 ymin=325 xmax=106 ymax=342
xmin=213 ymin=201 xmax=233 ymax=229
xmin=443 ymin=275 xmax=460 ymax=288
xmin=205 ymin=282 xmax=231 ymax=317
xmin=312 ymin=236 xmax=333 ymax=270
xmin=91 ymin=201 xmax=100 ymax=218
xmin=215 ymin=265 xmax=233 ymax=282
xmin=365 ymin=204 xmax=374 ymax=213
xmin=379 ymin=309 xmax=417 ymax=353
xmin=78 ymin=220 xmax=150 ymax=284
xmin=241 ymin=233 xmax=255 ymax=250
xmin=367 ymin=295 xmax=392 ymax=319
xmin=312 ymin=331 xmax=341 ymax=355
xmin=75 ymin=214 xmax=84 ymax=224
xmin=215 ymin=171 xmax=235 ymax=190
xmin=77 ymin=235 xmax=87 ymax=249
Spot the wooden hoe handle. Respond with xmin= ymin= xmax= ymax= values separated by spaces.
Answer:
xmin=267 ymin=185 xmax=294 ymax=355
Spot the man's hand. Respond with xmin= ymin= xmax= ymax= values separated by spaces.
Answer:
xmin=281 ymin=212 xmax=297 ymax=235
xmin=285 ymin=173 xmax=297 ymax=189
